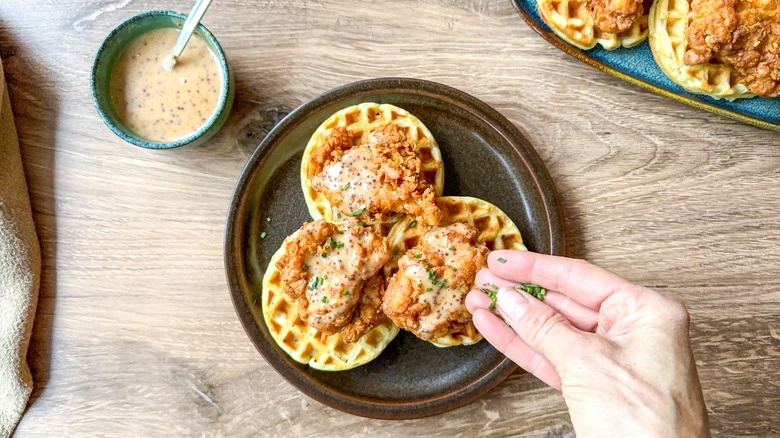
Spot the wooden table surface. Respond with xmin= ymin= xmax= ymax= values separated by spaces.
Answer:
xmin=2 ymin=0 xmax=778 ymax=436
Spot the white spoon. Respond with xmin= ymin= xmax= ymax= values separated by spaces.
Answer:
xmin=163 ymin=0 xmax=213 ymax=71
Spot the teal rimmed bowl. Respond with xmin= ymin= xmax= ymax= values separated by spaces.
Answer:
xmin=91 ymin=10 xmax=234 ymax=149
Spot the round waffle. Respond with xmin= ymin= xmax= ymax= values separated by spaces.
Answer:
xmin=384 ymin=196 xmax=527 ymax=347
xmin=537 ymin=0 xmax=649 ymax=50
xmin=262 ymin=233 xmax=400 ymax=371
xmin=300 ymin=102 xmax=444 ymax=232
xmin=648 ymin=0 xmax=753 ymax=100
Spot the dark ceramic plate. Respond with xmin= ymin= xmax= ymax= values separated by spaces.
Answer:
xmin=510 ymin=0 xmax=780 ymax=132
xmin=224 ymin=78 xmax=565 ymax=419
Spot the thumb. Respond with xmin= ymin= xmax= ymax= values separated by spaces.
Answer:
xmin=495 ymin=286 xmax=584 ymax=368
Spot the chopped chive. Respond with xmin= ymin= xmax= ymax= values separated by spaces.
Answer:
xmin=302 ymin=264 xmax=308 ymax=270
xmin=424 ymin=263 xmax=431 ymax=270
xmin=491 ymin=284 xmax=498 ymax=290
xmin=448 ymin=246 xmax=455 ymax=251
xmin=322 ymin=296 xmax=329 ymax=303
xmin=426 ymin=288 xmax=432 ymax=292
xmin=330 ymin=239 xmax=337 ymax=248
xmin=321 ymin=253 xmax=327 ymax=258
xmin=336 ymin=213 xmax=342 ymax=219
xmin=414 ymin=254 xmax=423 ymax=258
xmin=349 ymin=207 xmax=366 ymax=217
xmin=418 ymin=283 xmax=422 ymax=288
xmin=359 ymin=221 xmax=366 ymax=227
xmin=394 ymin=248 xmax=400 ymax=256
xmin=409 ymin=220 xmax=417 ymax=228
xmin=519 ymin=283 xmax=547 ymax=301
xmin=497 ymin=257 xmax=507 ymax=263
xmin=266 ymin=217 xmax=271 ymax=222
xmin=323 ymin=274 xmax=328 ymax=280
xmin=452 ymin=267 xmax=458 ymax=272
xmin=336 ymin=242 xmax=344 ymax=249
xmin=342 ymin=182 xmax=350 ymax=190
xmin=260 ymin=232 xmax=267 ymax=239
xmin=343 ymin=290 xmax=349 ymax=295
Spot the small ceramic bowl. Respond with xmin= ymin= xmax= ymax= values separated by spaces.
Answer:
xmin=91 ymin=10 xmax=234 ymax=149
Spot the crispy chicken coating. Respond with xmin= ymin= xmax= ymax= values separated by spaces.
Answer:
xmin=684 ymin=0 xmax=780 ymax=97
xmin=276 ymin=220 xmax=391 ymax=342
xmin=309 ymin=123 xmax=441 ymax=226
xmin=587 ymin=0 xmax=645 ymax=33
xmin=382 ymin=223 xmax=489 ymax=341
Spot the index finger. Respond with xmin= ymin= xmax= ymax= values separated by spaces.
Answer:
xmin=488 ymin=250 xmax=634 ymax=310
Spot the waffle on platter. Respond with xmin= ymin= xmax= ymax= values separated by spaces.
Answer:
xmin=648 ymin=0 xmax=753 ymax=100
xmin=383 ymin=196 xmax=527 ymax=347
xmin=300 ymin=102 xmax=445 ymax=233
xmin=537 ymin=0 xmax=649 ymax=50
xmin=262 ymin=234 xmax=400 ymax=371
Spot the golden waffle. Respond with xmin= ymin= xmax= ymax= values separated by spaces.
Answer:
xmin=384 ymin=196 xmax=527 ymax=347
xmin=648 ymin=0 xmax=753 ymax=100
xmin=261 ymin=233 xmax=400 ymax=371
xmin=537 ymin=0 xmax=649 ymax=50
xmin=300 ymin=102 xmax=445 ymax=232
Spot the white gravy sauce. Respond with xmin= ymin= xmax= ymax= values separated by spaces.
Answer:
xmin=301 ymin=228 xmax=384 ymax=326
xmin=413 ymin=223 xmax=475 ymax=337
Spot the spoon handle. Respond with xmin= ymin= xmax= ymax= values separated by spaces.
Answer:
xmin=172 ymin=0 xmax=213 ymax=59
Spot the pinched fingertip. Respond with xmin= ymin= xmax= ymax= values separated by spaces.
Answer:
xmin=466 ymin=289 xmax=494 ymax=313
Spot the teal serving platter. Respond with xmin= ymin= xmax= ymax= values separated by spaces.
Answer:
xmin=510 ymin=0 xmax=780 ymax=132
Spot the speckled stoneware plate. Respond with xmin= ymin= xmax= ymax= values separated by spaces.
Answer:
xmin=510 ymin=0 xmax=780 ymax=132
xmin=224 ymin=78 xmax=565 ymax=419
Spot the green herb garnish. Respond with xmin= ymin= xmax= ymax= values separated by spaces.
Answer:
xmin=266 ymin=217 xmax=271 ymax=222
xmin=322 ymin=296 xmax=329 ymax=303
xmin=409 ymin=220 xmax=417 ymax=228
xmin=448 ymin=246 xmax=455 ymax=251
xmin=518 ymin=283 xmax=547 ymax=301
xmin=479 ymin=288 xmax=498 ymax=310
xmin=302 ymin=264 xmax=308 ymax=270
xmin=260 ymin=232 xmax=267 ymax=239
xmin=414 ymin=253 xmax=423 ymax=258
xmin=349 ymin=207 xmax=366 ymax=217
xmin=497 ymin=257 xmax=507 ymax=263
xmin=343 ymin=290 xmax=349 ymax=296
xmin=337 ymin=213 xmax=342 ymax=219
xmin=342 ymin=182 xmax=350 ymax=190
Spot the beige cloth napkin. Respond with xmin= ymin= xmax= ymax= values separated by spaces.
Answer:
xmin=0 ymin=52 xmax=41 ymax=436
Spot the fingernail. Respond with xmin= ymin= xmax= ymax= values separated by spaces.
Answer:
xmin=496 ymin=286 xmax=529 ymax=320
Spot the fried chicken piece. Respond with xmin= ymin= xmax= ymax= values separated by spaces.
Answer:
xmin=276 ymin=220 xmax=391 ymax=342
xmin=587 ymin=0 xmax=645 ymax=33
xmin=684 ymin=0 xmax=780 ymax=97
xmin=382 ymin=223 xmax=489 ymax=341
xmin=309 ymin=123 xmax=441 ymax=226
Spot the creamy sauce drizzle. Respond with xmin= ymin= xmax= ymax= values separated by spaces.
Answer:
xmin=302 ymin=228 xmax=385 ymax=327
xmin=110 ymin=28 xmax=222 ymax=142
xmin=311 ymin=145 xmax=383 ymax=214
xmin=413 ymin=223 xmax=476 ymax=337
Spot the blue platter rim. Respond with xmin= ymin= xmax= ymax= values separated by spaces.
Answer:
xmin=509 ymin=0 xmax=780 ymax=132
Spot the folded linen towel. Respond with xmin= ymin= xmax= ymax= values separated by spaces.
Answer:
xmin=0 ymin=50 xmax=41 ymax=436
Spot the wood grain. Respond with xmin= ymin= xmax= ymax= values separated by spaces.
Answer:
xmin=0 ymin=0 xmax=778 ymax=436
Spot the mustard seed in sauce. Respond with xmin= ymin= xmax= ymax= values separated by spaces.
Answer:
xmin=110 ymin=28 xmax=222 ymax=142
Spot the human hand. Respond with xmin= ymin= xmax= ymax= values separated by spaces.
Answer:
xmin=466 ymin=250 xmax=709 ymax=437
